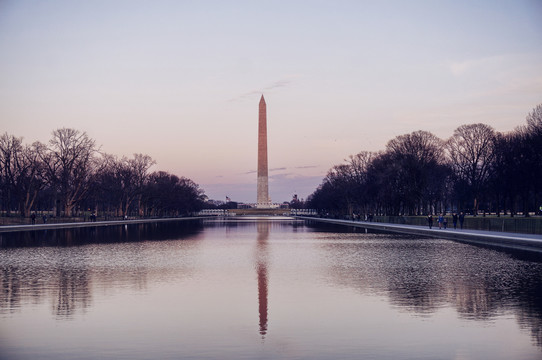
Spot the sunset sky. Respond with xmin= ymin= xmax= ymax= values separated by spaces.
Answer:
xmin=1 ymin=1 xmax=541 ymax=203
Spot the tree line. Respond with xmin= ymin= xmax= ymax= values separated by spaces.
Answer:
xmin=307 ymin=104 xmax=542 ymax=217
xmin=0 ymin=128 xmax=205 ymax=218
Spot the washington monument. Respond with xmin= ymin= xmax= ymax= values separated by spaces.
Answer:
xmin=257 ymin=95 xmax=270 ymax=208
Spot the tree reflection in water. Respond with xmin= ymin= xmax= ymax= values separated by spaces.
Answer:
xmin=317 ymin=226 xmax=542 ymax=348
xmin=0 ymin=220 xmax=204 ymax=319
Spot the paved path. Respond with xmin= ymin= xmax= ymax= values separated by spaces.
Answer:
xmin=297 ymin=216 xmax=542 ymax=252
xmin=0 ymin=217 xmax=206 ymax=234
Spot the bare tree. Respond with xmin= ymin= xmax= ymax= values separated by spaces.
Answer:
xmin=0 ymin=133 xmax=45 ymax=217
xmin=526 ymin=103 xmax=542 ymax=136
xmin=384 ymin=131 xmax=448 ymax=215
xmin=348 ymin=151 xmax=376 ymax=182
xmin=18 ymin=143 xmax=46 ymax=216
xmin=0 ymin=133 xmax=23 ymax=216
xmin=116 ymin=153 xmax=155 ymax=217
xmin=446 ymin=124 xmax=496 ymax=215
xmin=386 ymin=130 xmax=444 ymax=165
xmin=142 ymin=171 xmax=204 ymax=216
xmin=37 ymin=128 xmax=98 ymax=216
xmin=512 ymin=103 xmax=542 ymax=215
xmin=347 ymin=151 xmax=377 ymax=214
xmin=325 ymin=164 xmax=357 ymax=216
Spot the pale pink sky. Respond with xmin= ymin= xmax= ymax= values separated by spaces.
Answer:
xmin=1 ymin=1 xmax=541 ymax=203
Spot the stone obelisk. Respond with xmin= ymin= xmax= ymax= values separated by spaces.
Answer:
xmin=257 ymin=95 xmax=270 ymax=208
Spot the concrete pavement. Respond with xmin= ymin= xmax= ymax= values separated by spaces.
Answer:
xmin=0 ymin=217 xmax=206 ymax=233
xmin=297 ymin=216 xmax=542 ymax=253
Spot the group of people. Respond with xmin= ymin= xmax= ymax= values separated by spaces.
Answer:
xmin=30 ymin=212 xmax=48 ymax=224
xmin=427 ymin=212 xmax=465 ymax=230
xmin=29 ymin=212 xmax=97 ymax=224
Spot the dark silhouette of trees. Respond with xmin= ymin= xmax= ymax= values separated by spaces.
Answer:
xmin=346 ymin=151 xmax=376 ymax=215
xmin=446 ymin=124 xmax=496 ymax=215
xmin=524 ymin=104 xmax=542 ymax=213
xmin=526 ymin=104 xmax=542 ymax=136
xmin=107 ymin=153 xmax=156 ymax=217
xmin=0 ymin=134 xmax=46 ymax=217
xmin=365 ymin=151 xmax=402 ymax=216
xmin=142 ymin=171 xmax=205 ymax=216
xmin=308 ymin=131 xmax=452 ymax=217
xmin=383 ymin=130 xmax=448 ymax=215
xmin=308 ymin=104 xmax=542 ymax=218
xmin=289 ymin=194 xmax=304 ymax=209
xmin=0 ymin=128 xmax=206 ymax=219
xmin=0 ymin=133 xmax=23 ymax=216
xmin=90 ymin=153 xmax=122 ymax=216
xmin=499 ymin=104 xmax=542 ymax=216
xmin=35 ymin=128 xmax=99 ymax=216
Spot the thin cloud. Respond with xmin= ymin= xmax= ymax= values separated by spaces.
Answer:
xmin=269 ymin=172 xmax=294 ymax=180
xmin=228 ymin=77 xmax=297 ymax=102
xmin=263 ymin=79 xmax=291 ymax=91
xmin=229 ymin=90 xmax=262 ymax=102
xmin=295 ymin=165 xmax=318 ymax=169
xmin=243 ymin=167 xmax=287 ymax=174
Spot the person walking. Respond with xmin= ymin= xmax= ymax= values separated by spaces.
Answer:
xmin=452 ymin=213 xmax=458 ymax=229
xmin=443 ymin=216 xmax=448 ymax=229
xmin=459 ymin=212 xmax=465 ymax=229
xmin=31 ymin=212 xmax=36 ymax=225
xmin=438 ymin=214 xmax=444 ymax=229
xmin=427 ymin=214 xmax=433 ymax=229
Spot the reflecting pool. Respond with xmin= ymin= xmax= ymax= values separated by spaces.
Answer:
xmin=1 ymin=218 xmax=541 ymax=359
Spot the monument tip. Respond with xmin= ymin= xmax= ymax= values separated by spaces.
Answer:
xmin=260 ymin=94 xmax=265 ymax=103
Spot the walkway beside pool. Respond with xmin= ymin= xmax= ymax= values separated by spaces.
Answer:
xmin=297 ymin=216 xmax=542 ymax=252
xmin=0 ymin=217 xmax=206 ymax=234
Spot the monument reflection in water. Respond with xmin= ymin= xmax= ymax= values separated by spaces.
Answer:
xmin=256 ymin=221 xmax=269 ymax=337
xmin=1 ymin=219 xmax=542 ymax=360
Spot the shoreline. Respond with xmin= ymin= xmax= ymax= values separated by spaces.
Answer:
xmin=2 ymin=215 xmax=542 ymax=253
